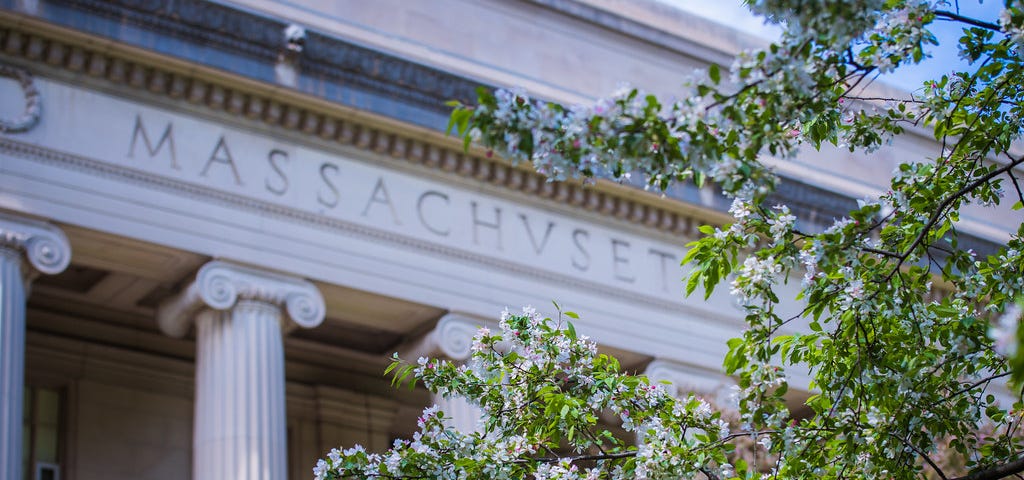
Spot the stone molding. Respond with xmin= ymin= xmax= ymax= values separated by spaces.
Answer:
xmin=0 ymin=12 xmax=1003 ymax=255
xmin=526 ymin=0 xmax=748 ymax=66
xmin=0 ymin=1 xmax=858 ymax=231
xmin=0 ymin=136 xmax=728 ymax=321
xmin=156 ymin=260 xmax=325 ymax=338
xmin=0 ymin=211 xmax=71 ymax=276
xmin=37 ymin=0 xmax=482 ymax=116
xmin=0 ymin=17 xmax=705 ymax=238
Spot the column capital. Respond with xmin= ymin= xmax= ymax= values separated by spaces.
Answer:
xmin=645 ymin=359 xmax=735 ymax=403
xmin=402 ymin=313 xmax=493 ymax=362
xmin=0 ymin=212 xmax=71 ymax=276
xmin=157 ymin=260 xmax=325 ymax=338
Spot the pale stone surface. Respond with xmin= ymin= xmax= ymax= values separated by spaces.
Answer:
xmin=221 ymin=0 xmax=1022 ymax=240
xmin=2 ymin=78 xmax=734 ymax=373
xmin=433 ymin=395 xmax=485 ymax=433
xmin=193 ymin=305 xmax=288 ymax=480
xmin=157 ymin=261 xmax=325 ymax=338
xmin=225 ymin=0 xmax=711 ymax=103
xmin=0 ymin=213 xmax=69 ymax=480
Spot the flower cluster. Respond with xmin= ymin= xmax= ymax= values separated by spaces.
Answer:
xmin=361 ymin=0 xmax=1024 ymax=478
xmin=316 ymin=307 xmax=741 ymax=480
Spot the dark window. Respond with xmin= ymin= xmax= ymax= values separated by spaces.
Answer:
xmin=22 ymin=387 xmax=62 ymax=480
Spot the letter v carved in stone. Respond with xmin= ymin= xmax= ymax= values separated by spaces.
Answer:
xmin=518 ymin=213 xmax=555 ymax=255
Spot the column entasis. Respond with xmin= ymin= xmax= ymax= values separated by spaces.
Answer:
xmin=403 ymin=313 xmax=490 ymax=432
xmin=157 ymin=260 xmax=325 ymax=480
xmin=0 ymin=213 xmax=70 ymax=480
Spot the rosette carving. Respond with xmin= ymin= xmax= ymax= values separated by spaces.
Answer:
xmin=157 ymin=260 xmax=324 ymax=338
xmin=0 ymin=212 xmax=71 ymax=276
xmin=0 ymin=64 xmax=41 ymax=133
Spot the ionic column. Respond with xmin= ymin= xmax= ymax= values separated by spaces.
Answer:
xmin=403 ymin=313 xmax=490 ymax=432
xmin=0 ymin=213 xmax=70 ymax=480
xmin=157 ymin=261 xmax=325 ymax=480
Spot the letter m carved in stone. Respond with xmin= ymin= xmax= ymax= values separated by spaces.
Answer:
xmin=128 ymin=114 xmax=179 ymax=169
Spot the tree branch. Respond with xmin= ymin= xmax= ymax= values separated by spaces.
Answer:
xmin=527 ymin=451 xmax=636 ymax=463
xmin=928 ymin=371 xmax=1013 ymax=408
xmin=953 ymin=457 xmax=1024 ymax=480
xmin=887 ymin=155 xmax=1024 ymax=280
xmin=887 ymin=432 xmax=948 ymax=480
xmin=934 ymin=10 xmax=1002 ymax=31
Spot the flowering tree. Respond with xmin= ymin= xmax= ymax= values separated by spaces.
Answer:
xmin=317 ymin=1 xmax=1024 ymax=479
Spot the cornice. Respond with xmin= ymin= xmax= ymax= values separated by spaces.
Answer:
xmin=0 ymin=15 xmax=712 ymax=238
xmin=47 ymin=0 xmax=283 ymax=63
xmin=10 ymin=0 xmax=484 ymax=129
xmin=0 ymin=7 xmax=1003 ymax=256
xmin=527 ymin=0 xmax=754 ymax=66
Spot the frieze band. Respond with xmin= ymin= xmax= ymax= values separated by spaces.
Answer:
xmin=0 ymin=5 xmax=1002 ymax=256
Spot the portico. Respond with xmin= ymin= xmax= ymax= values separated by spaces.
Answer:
xmin=1 ymin=0 xmax=1009 ymax=478
xmin=0 ymin=34 xmax=716 ymax=477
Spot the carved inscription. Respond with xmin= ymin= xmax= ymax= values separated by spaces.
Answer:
xmin=128 ymin=115 xmax=178 ymax=169
xmin=124 ymin=115 xmax=681 ymax=292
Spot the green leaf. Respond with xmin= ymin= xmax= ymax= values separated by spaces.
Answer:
xmin=709 ymin=63 xmax=721 ymax=84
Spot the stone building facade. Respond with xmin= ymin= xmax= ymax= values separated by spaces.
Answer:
xmin=0 ymin=1 xmax=1011 ymax=479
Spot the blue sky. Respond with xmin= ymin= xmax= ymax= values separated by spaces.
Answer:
xmin=660 ymin=0 xmax=1005 ymax=92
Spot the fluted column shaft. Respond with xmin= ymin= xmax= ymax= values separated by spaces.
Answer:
xmin=402 ymin=314 xmax=489 ymax=433
xmin=0 ymin=246 xmax=27 ymax=480
xmin=157 ymin=260 xmax=324 ymax=480
xmin=0 ymin=214 xmax=70 ymax=480
xmin=194 ymin=301 xmax=287 ymax=480
xmin=432 ymin=394 xmax=483 ymax=432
